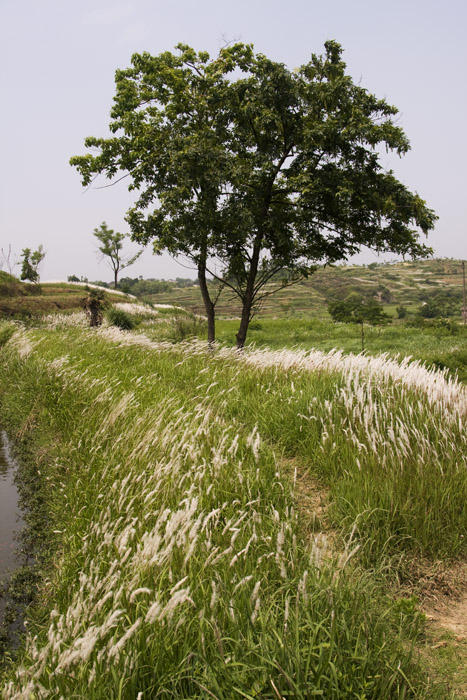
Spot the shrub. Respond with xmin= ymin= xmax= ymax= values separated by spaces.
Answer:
xmin=106 ymin=307 xmax=135 ymax=330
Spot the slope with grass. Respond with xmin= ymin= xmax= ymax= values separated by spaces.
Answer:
xmin=0 ymin=317 xmax=466 ymax=698
xmin=0 ymin=276 xmax=132 ymax=318
xmin=143 ymin=258 xmax=466 ymax=320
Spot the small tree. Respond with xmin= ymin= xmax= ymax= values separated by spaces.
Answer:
xmin=20 ymin=245 xmax=45 ymax=283
xmin=396 ymin=305 xmax=408 ymax=319
xmin=93 ymin=222 xmax=142 ymax=289
xmin=328 ymin=293 xmax=390 ymax=351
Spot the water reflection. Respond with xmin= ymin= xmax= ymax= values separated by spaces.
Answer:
xmin=0 ymin=430 xmax=24 ymax=624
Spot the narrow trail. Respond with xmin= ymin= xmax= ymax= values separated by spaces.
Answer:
xmin=422 ymin=564 xmax=467 ymax=698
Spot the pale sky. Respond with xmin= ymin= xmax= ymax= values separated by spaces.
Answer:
xmin=1 ymin=0 xmax=466 ymax=283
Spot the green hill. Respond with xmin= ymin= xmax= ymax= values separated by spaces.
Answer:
xmin=142 ymin=258 xmax=465 ymax=320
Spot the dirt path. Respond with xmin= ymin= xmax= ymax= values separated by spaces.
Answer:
xmin=422 ymin=564 xmax=467 ymax=698
xmin=431 ymin=594 xmax=467 ymax=639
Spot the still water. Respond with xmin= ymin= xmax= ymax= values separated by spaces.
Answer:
xmin=0 ymin=430 xmax=24 ymax=624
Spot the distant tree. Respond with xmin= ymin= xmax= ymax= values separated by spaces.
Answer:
xmin=93 ymin=222 xmax=142 ymax=289
xmin=120 ymin=277 xmax=173 ymax=296
xmin=418 ymin=290 xmax=461 ymax=318
xmin=20 ymin=245 xmax=45 ymax=283
xmin=175 ymin=277 xmax=198 ymax=288
xmin=396 ymin=305 xmax=408 ymax=319
xmin=328 ymin=293 xmax=390 ymax=351
xmin=71 ymin=42 xmax=436 ymax=348
xmin=67 ymin=275 xmax=80 ymax=282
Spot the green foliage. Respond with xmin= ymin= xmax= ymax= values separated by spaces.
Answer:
xmin=106 ymin=307 xmax=136 ymax=330
xmin=0 ymin=271 xmax=24 ymax=298
xmin=71 ymin=42 xmax=436 ymax=347
xmin=1 ymin=326 xmax=456 ymax=697
xmin=418 ymin=290 xmax=461 ymax=318
xmin=175 ymin=277 xmax=198 ymax=288
xmin=328 ymin=293 xmax=391 ymax=326
xmin=19 ymin=246 xmax=45 ymax=283
xmin=397 ymin=304 xmax=408 ymax=319
xmin=0 ymin=328 xmax=461 ymax=700
xmin=118 ymin=276 xmax=172 ymax=295
xmin=93 ymin=222 xmax=142 ymax=288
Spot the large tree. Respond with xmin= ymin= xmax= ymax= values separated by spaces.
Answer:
xmin=71 ymin=41 xmax=436 ymax=347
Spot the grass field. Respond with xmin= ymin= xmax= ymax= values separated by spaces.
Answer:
xmin=0 ymin=305 xmax=466 ymax=698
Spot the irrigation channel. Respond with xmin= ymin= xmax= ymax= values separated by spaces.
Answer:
xmin=0 ymin=430 xmax=25 ymax=626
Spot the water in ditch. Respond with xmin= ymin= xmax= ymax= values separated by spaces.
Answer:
xmin=0 ymin=430 xmax=25 ymax=625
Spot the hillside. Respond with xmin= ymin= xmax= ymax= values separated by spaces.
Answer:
xmin=144 ymin=258 xmax=465 ymax=319
xmin=0 ymin=274 xmax=132 ymax=318
xmin=1 ymin=259 xmax=464 ymax=321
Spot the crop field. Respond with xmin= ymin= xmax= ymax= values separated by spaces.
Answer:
xmin=0 ymin=305 xmax=466 ymax=698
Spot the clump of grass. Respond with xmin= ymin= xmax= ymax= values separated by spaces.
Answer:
xmin=106 ymin=307 xmax=136 ymax=330
xmin=0 ymin=321 xmax=16 ymax=347
xmin=169 ymin=312 xmax=207 ymax=341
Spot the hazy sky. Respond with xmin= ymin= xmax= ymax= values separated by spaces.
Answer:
xmin=1 ymin=0 xmax=466 ymax=283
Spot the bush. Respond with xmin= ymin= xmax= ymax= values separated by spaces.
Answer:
xmin=106 ymin=308 xmax=135 ymax=330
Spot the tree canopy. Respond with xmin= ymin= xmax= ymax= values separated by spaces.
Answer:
xmin=328 ymin=293 xmax=391 ymax=351
xmin=71 ymin=41 xmax=436 ymax=347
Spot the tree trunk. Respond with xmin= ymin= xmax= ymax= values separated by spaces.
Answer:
xmin=236 ymin=301 xmax=252 ymax=349
xmin=114 ymin=270 xmax=118 ymax=289
xmin=235 ymin=233 xmax=262 ymax=350
xmin=198 ymin=257 xmax=215 ymax=346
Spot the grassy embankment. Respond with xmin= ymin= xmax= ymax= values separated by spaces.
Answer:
xmin=0 ymin=272 xmax=130 ymax=318
xmin=0 ymin=310 xmax=466 ymax=698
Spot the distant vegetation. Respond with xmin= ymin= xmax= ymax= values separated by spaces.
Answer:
xmin=123 ymin=258 xmax=465 ymax=323
xmin=1 ymin=258 xmax=466 ymax=326
xmin=1 ymin=259 xmax=467 ymax=379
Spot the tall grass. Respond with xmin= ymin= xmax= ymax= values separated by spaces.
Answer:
xmin=0 ymin=322 xmax=461 ymax=697
xmin=214 ymin=318 xmax=467 ymax=379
